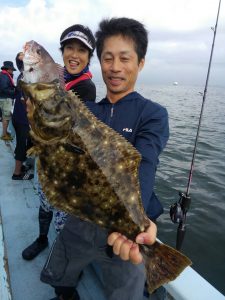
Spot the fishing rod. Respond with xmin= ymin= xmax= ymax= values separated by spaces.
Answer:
xmin=170 ymin=0 xmax=222 ymax=251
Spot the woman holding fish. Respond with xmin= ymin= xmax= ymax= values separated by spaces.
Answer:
xmin=22 ymin=24 xmax=96 ymax=261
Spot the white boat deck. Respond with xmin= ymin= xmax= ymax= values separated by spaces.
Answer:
xmin=1 ymin=126 xmax=225 ymax=300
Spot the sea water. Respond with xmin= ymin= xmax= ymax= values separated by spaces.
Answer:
xmin=96 ymin=83 xmax=225 ymax=295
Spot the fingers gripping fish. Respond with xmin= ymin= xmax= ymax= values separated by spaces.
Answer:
xmin=20 ymin=40 xmax=191 ymax=293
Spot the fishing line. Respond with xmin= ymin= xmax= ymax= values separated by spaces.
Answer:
xmin=170 ymin=0 xmax=222 ymax=251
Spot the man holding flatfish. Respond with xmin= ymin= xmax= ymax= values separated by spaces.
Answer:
xmin=21 ymin=17 xmax=191 ymax=300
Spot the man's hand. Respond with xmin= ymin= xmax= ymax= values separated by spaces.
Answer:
xmin=107 ymin=220 xmax=157 ymax=264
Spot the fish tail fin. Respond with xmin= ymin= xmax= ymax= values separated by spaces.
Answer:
xmin=141 ymin=241 xmax=192 ymax=293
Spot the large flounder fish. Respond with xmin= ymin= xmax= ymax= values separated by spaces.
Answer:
xmin=21 ymin=40 xmax=191 ymax=293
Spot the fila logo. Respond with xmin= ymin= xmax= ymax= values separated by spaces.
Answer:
xmin=123 ymin=128 xmax=133 ymax=133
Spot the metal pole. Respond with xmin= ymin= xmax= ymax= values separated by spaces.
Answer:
xmin=186 ymin=0 xmax=221 ymax=195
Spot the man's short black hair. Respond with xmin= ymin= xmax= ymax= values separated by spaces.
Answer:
xmin=95 ymin=17 xmax=148 ymax=63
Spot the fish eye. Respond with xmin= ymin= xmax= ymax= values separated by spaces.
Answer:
xmin=36 ymin=48 xmax=41 ymax=55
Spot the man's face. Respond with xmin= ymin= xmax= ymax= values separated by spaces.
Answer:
xmin=18 ymin=52 xmax=24 ymax=61
xmin=100 ymin=34 xmax=144 ymax=103
xmin=7 ymin=68 xmax=14 ymax=75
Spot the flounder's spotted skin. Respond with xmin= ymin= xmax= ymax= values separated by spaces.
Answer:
xmin=23 ymin=82 xmax=150 ymax=239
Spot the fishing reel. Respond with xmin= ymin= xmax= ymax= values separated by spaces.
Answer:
xmin=170 ymin=200 xmax=183 ymax=224
xmin=170 ymin=192 xmax=191 ymax=224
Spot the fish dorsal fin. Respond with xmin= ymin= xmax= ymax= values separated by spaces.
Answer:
xmin=55 ymin=63 xmax=65 ymax=89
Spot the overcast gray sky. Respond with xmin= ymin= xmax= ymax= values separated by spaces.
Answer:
xmin=0 ymin=0 xmax=224 ymax=87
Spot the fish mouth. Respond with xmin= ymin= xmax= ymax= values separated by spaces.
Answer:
xmin=23 ymin=62 xmax=39 ymax=75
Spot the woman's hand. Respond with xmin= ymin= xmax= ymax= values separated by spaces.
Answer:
xmin=107 ymin=220 xmax=157 ymax=264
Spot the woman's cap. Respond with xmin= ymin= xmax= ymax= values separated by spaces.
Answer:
xmin=60 ymin=25 xmax=95 ymax=51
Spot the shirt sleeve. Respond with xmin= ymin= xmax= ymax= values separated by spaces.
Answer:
xmin=134 ymin=102 xmax=169 ymax=217
xmin=0 ymin=75 xmax=15 ymax=98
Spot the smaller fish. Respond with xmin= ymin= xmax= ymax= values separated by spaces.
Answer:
xmin=22 ymin=40 xmax=61 ymax=83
